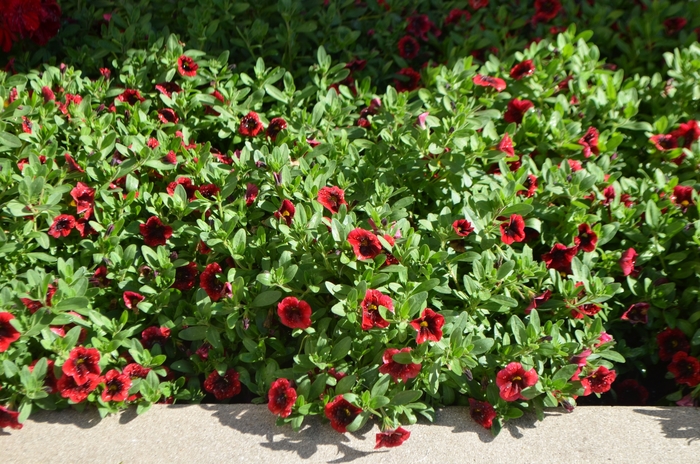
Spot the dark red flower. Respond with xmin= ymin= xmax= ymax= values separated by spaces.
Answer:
xmin=0 ymin=405 xmax=22 ymax=430
xmin=267 ymin=378 xmax=297 ymax=418
xmin=199 ymin=184 xmax=220 ymax=199
xmin=406 ymin=14 xmax=433 ymax=41
xmin=657 ymin=328 xmax=690 ymax=362
xmin=672 ymin=185 xmax=694 ymax=208
xmin=141 ymin=326 xmax=171 ymax=349
xmin=510 ymin=60 xmax=535 ymax=80
xmin=496 ymin=362 xmax=538 ymax=401
xmin=30 ymin=0 xmax=61 ymax=46
xmin=348 ymin=228 xmax=382 ymax=260
xmin=445 ymin=9 xmax=470 ymax=25
xmin=621 ymin=302 xmax=650 ymax=325
xmin=619 ymin=248 xmax=638 ymax=276
xmin=664 ymin=17 xmax=687 ymax=35
xmin=398 ymin=36 xmax=420 ymax=60
xmin=57 ymin=373 xmax=100 ymax=403
xmin=245 ymin=183 xmax=259 ymax=206
xmin=101 ymin=369 xmax=132 ymax=402
xmin=157 ymin=108 xmax=179 ymax=124
xmin=574 ymin=224 xmax=597 ymax=252
xmin=581 ymin=366 xmax=616 ymax=395
xmin=4 ymin=0 xmax=41 ymax=37
xmin=497 ymin=132 xmax=515 ymax=156
xmin=472 ymin=74 xmax=506 ymax=92
xmin=266 ymin=117 xmax=287 ymax=140
xmin=571 ymin=303 xmax=601 ymax=320
xmin=117 ymin=89 xmax=145 ymax=105
xmin=500 ymin=214 xmax=526 ymax=245
xmin=452 ymin=219 xmax=474 ymax=237
xmin=614 ymin=379 xmax=649 ymax=406
xmin=533 ymin=0 xmax=562 ymax=23
xmin=64 ymin=152 xmax=84 ymax=173
xmin=177 ymin=55 xmax=198 ymax=77
xmin=48 ymin=214 xmax=76 ymax=238
xmin=139 ymin=216 xmax=173 ymax=247
xmin=122 ymin=291 xmax=145 ymax=311
xmin=325 ymin=395 xmax=362 ymax=433
xmin=75 ymin=217 xmax=96 ymax=237
xmin=200 ymin=263 xmax=228 ymax=302
xmin=525 ymin=289 xmax=551 ymax=315
xmin=668 ymin=352 xmax=700 ymax=386
xmin=90 ymin=266 xmax=111 ymax=288
xmin=0 ymin=312 xmax=20 ymax=352
xmin=671 ymin=120 xmax=700 ymax=148
xmin=394 ymin=68 xmax=421 ymax=92
xmin=517 ymin=174 xmax=538 ymax=198
xmin=650 ymin=133 xmax=678 ymax=151
xmin=162 ymin=151 xmax=177 ymax=165
xmin=379 ymin=348 xmax=421 ymax=382
xmin=578 ymin=127 xmax=600 ymax=158
xmin=238 ymin=111 xmax=263 ymax=137
xmin=167 ymin=177 xmax=199 ymax=200
xmin=410 ymin=308 xmax=444 ymax=344
xmin=62 ymin=347 xmax=101 ymax=385
xmin=375 ymin=427 xmax=411 ymax=449
xmin=317 ymin=186 xmax=347 ymax=214
xmin=203 ymin=369 xmax=241 ymax=400
xmin=469 ymin=398 xmax=497 ymax=429
xmin=70 ymin=182 xmax=95 ymax=216
xmin=275 ymin=199 xmax=295 ymax=226
xmin=504 ymin=98 xmax=534 ymax=124
xmin=155 ymin=82 xmax=182 ymax=98
xmin=123 ymin=363 xmax=151 ymax=379
xmin=172 ymin=262 xmax=198 ymax=291
xmin=542 ymin=243 xmax=578 ymax=274
xmin=99 ymin=68 xmax=111 ymax=79
xmin=277 ymin=297 xmax=312 ymax=329
xmin=469 ymin=0 xmax=489 ymax=9
xmin=361 ymin=289 xmax=394 ymax=330
xmin=41 ymin=86 xmax=55 ymax=102
xmin=22 ymin=116 xmax=33 ymax=134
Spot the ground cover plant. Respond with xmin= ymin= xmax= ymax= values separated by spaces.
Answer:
xmin=1 ymin=0 xmax=700 ymax=446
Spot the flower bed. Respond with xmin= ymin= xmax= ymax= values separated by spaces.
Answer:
xmin=1 ymin=0 xmax=700 ymax=446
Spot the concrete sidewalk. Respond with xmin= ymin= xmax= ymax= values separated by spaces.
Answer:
xmin=3 ymin=405 xmax=699 ymax=463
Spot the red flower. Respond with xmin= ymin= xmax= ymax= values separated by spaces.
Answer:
xmin=394 ymin=68 xmax=421 ymax=92
xmin=657 ymin=328 xmax=690 ymax=362
xmin=542 ymin=243 xmax=577 ymax=274
xmin=469 ymin=398 xmax=497 ymax=429
xmin=621 ymin=302 xmax=650 ymax=325
xmin=267 ymin=378 xmax=297 ymax=418
xmin=275 ymin=199 xmax=296 ymax=226
xmin=469 ymin=0 xmax=489 ymax=9
xmin=571 ymin=303 xmax=601 ymax=320
xmin=139 ymin=216 xmax=173 ymax=247
xmin=117 ymin=89 xmax=145 ymax=105
xmin=204 ymin=369 xmax=241 ymax=400
xmin=3 ymin=0 xmax=41 ymax=37
xmin=619 ymin=248 xmax=638 ymax=276
xmin=472 ymin=74 xmax=506 ymax=92
xmin=574 ymin=224 xmax=597 ymax=252
xmin=101 ymin=369 xmax=132 ymax=402
xmin=62 ymin=346 xmax=101 ymax=385
xmin=410 ymin=308 xmax=445 ymax=344
xmin=533 ymin=0 xmax=562 ymax=23
xmin=266 ymin=117 xmax=287 ymax=140
xmin=497 ymin=132 xmax=515 ymax=156
xmin=672 ymin=185 xmax=694 ymax=208
xmin=57 ymin=373 xmax=100 ymax=403
xmin=172 ymin=262 xmax=198 ymax=291
xmin=0 ymin=405 xmax=22 ymax=430
xmin=510 ymin=60 xmax=535 ymax=80
xmin=445 ymin=9 xmax=470 ymax=25
xmin=398 ymin=36 xmax=420 ymax=60
xmin=167 ymin=177 xmax=199 ymax=200
xmin=41 ymin=86 xmax=55 ymax=102
xmin=48 ymin=214 xmax=76 ymax=238
xmin=500 ymin=214 xmax=526 ymax=245
xmin=123 ymin=363 xmax=151 ymax=380
xmin=361 ymin=289 xmax=394 ymax=330
xmin=375 ymin=427 xmax=411 ymax=449
xmin=245 ymin=183 xmax=259 ymax=206
xmin=614 ymin=379 xmax=649 ymax=406
xmin=22 ymin=116 xmax=33 ymax=134
xmin=64 ymin=152 xmax=84 ymax=173
xmin=199 ymin=184 xmax=221 ymax=199
xmin=496 ymin=362 xmax=538 ymax=401
xmin=525 ymin=289 xmax=552 ymax=315
xmin=30 ymin=0 xmax=61 ymax=46
xmin=504 ymin=98 xmax=534 ymax=124
xmin=517 ymin=174 xmax=538 ymax=198
xmin=277 ymin=297 xmax=312 ymax=329
xmin=70 ymin=182 xmax=95 ymax=216
xmin=348 ymin=228 xmax=382 ymax=260
xmin=141 ymin=326 xmax=170 ymax=349
xmin=671 ymin=120 xmax=700 ymax=148
xmin=452 ymin=219 xmax=474 ymax=237
xmin=177 ymin=55 xmax=198 ymax=77
xmin=664 ymin=17 xmax=687 ymax=35
xmin=163 ymin=151 xmax=177 ymax=165
xmin=99 ymin=68 xmax=111 ymax=79
xmin=157 ymin=108 xmax=179 ymax=124
xmin=0 ymin=313 xmax=20 ymax=352
xmin=238 ymin=111 xmax=263 ymax=137
xmin=155 ymin=82 xmax=182 ymax=98
xmin=581 ymin=366 xmax=616 ymax=395
xmin=379 ymin=347 xmax=421 ymax=382
xmin=668 ymin=352 xmax=700 ymax=386
xmin=650 ymin=133 xmax=678 ymax=151
xmin=324 ymin=395 xmax=362 ymax=433
xmin=406 ymin=14 xmax=433 ymax=41
xmin=578 ymin=127 xmax=600 ymax=158
xmin=122 ymin=291 xmax=145 ymax=311
xmin=317 ymin=186 xmax=347 ymax=214
xmin=90 ymin=266 xmax=111 ymax=288
xmin=200 ymin=263 xmax=228 ymax=302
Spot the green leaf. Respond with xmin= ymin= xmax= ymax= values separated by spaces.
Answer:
xmin=54 ymin=297 xmax=89 ymax=312
xmin=335 ymin=374 xmax=356 ymax=394
xmin=390 ymin=390 xmax=422 ymax=405
xmin=645 ymin=201 xmax=660 ymax=228
xmin=501 ymin=204 xmax=533 ymax=217
xmin=470 ymin=338 xmax=494 ymax=355
xmin=371 ymin=374 xmax=391 ymax=398
xmin=330 ymin=336 xmax=352 ymax=361
xmin=179 ymin=326 xmax=208 ymax=341
xmin=252 ymin=291 xmax=282 ymax=307
xmin=552 ymin=364 xmax=580 ymax=382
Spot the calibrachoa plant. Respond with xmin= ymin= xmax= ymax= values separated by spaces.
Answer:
xmin=1 ymin=15 xmax=700 ymax=446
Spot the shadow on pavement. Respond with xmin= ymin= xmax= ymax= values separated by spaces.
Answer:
xmin=29 ymin=407 xmax=103 ymax=429
xmin=633 ymin=407 xmax=700 ymax=444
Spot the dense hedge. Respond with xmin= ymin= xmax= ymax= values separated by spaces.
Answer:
xmin=1 ymin=0 xmax=700 ymax=443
